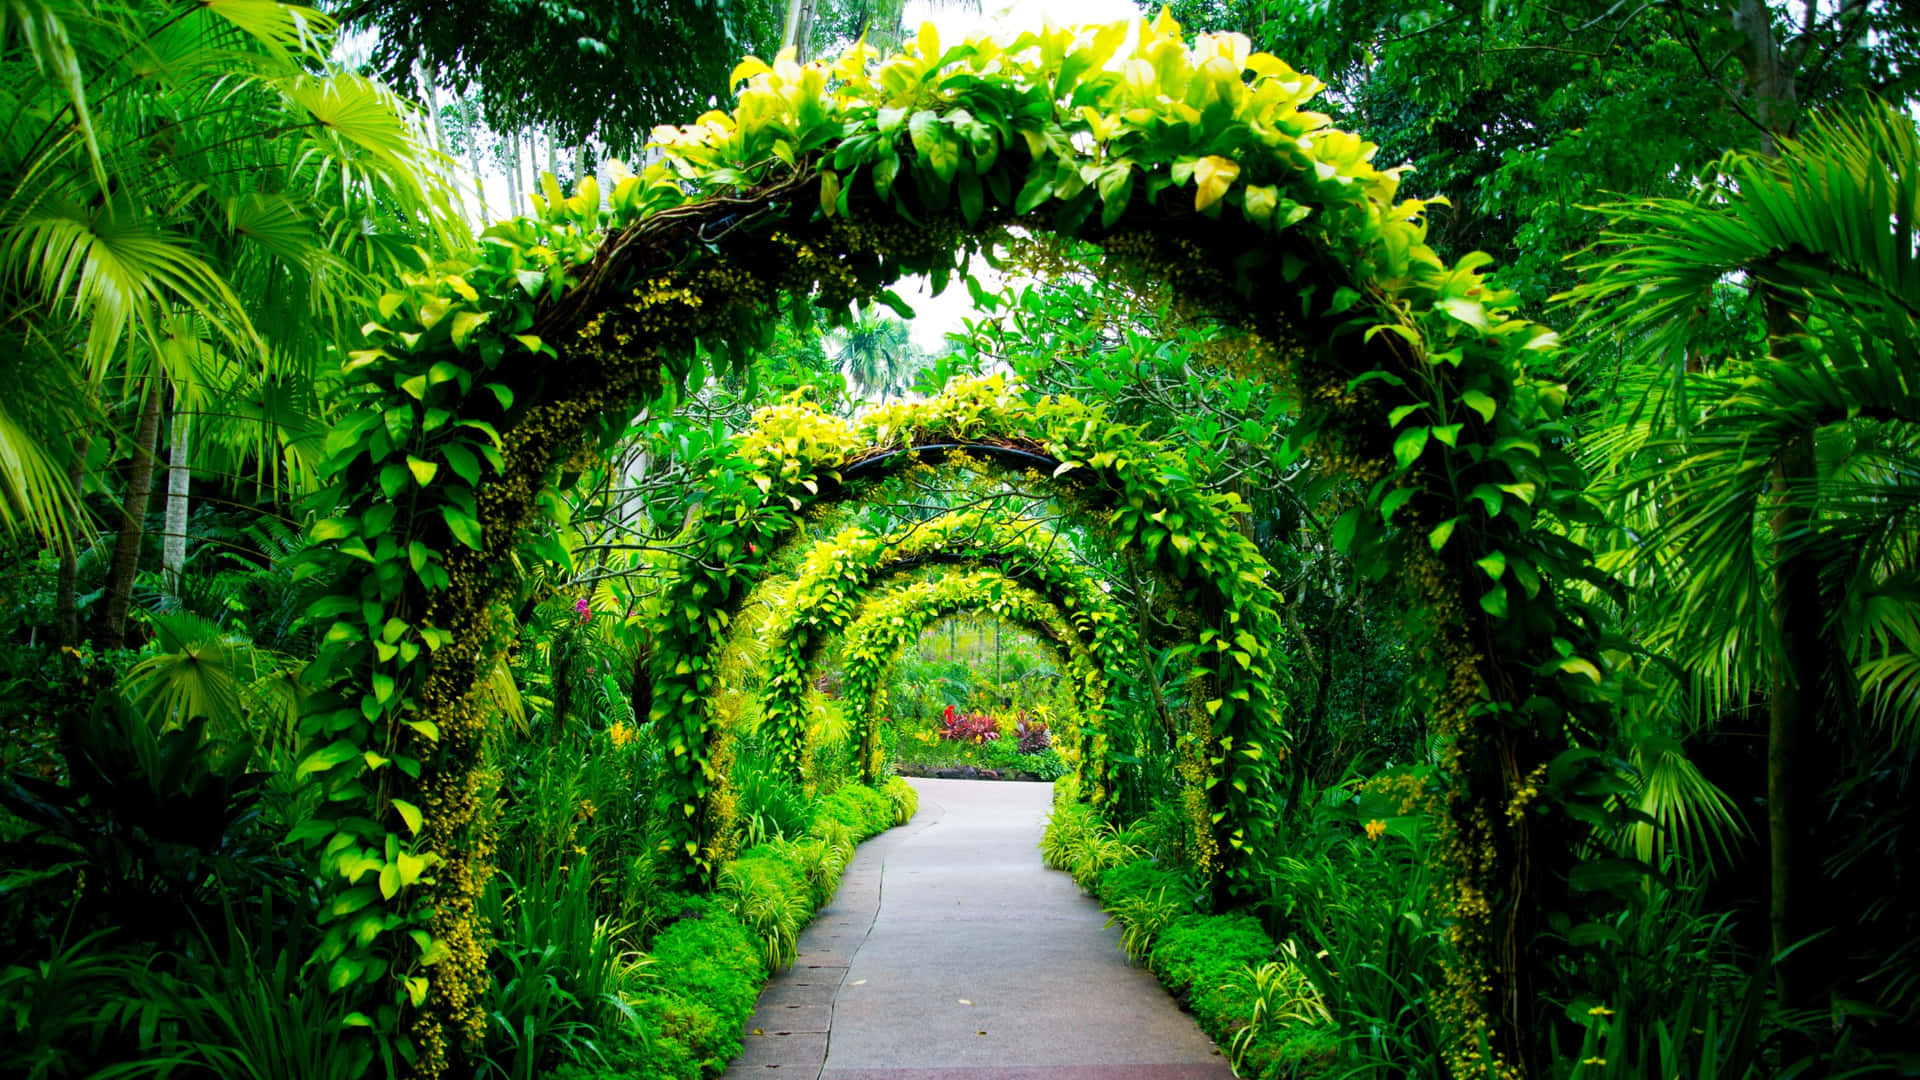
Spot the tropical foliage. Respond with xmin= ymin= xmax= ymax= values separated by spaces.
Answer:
xmin=2 ymin=2 xmax=1917 ymax=1079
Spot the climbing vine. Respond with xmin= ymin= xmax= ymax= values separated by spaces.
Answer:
xmin=290 ymin=11 xmax=1626 ymax=1075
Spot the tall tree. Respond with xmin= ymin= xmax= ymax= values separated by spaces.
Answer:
xmin=1570 ymin=101 xmax=1920 ymax=1033
xmin=336 ymin=0 xmax=786 ymax=156
xmin=0 ymin=0 xmax=465 ymax=645
xmin=1171 ymin=0 xmax=1918 ymax=308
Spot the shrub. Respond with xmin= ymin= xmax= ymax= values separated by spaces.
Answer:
xmin=879 ymin=776 xmax=919 ymax=825
xmin=732 ymin=750 xmax=810 ymax=843
xmin=637 ymin=906 xmax=764 ymax=1073
xmin=717 ymin=851 xmax=812 ymax=971
xmin=1105 ymin=887 xmax=1183 ymax=965
xmin=813 ymin=782 xmax=896 ymax=839
xmin=1149 ymin=913 xmax=1277 ymax=1036
xmin=1099 ymin=858 xmax=1203 ymax=913
xmin=1015 ymin=713 xmax=1051 ymax=754
xmin=1226 ymin=944 xmax=1333 ymax=1073
xmin=1040 ymin=797 xmax=1101 ymax=872
xmin=938 ymin=704 xmax=999 ymax=743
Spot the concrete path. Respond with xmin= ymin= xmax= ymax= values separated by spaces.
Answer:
xmin=724 ymin=778 xmax=1233 ymax=1080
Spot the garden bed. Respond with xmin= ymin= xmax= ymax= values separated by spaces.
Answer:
xmin=893 ymin=763 xmax=1055 ymax=782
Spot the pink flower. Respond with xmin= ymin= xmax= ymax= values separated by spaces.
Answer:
xmin=574 ymin=596 xmax=592 ymax=622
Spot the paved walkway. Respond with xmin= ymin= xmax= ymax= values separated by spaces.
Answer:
xmin=724 ymin=778 xmax=1233 ymax=1080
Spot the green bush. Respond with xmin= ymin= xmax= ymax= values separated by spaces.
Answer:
xmin=1149 ymin=912 xmax=1276 ymax=1024
xmin=607 ymin=780 xmax=920 ymax=1078
xmin=633 ymin=905 xmax=764 ymax=1075
xmin=879 ymin=775 xmax=918 ymax=825
xmin=718 ymin=847 xmax=813 ymax=970
xmin=812 ymin=781 xmax=895 ymax=838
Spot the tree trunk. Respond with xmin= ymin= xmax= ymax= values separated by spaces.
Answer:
xmin=507 ymin=132 xmax=521 ymax=212
xmin=783 ymin=0 xmax=816 ymax=61
xmin=1769 ymin=427 xmax=1828 ymax=1011
xmin=866 ymin=0 xmax=907 ymax=54
xmin=98 ymin=379 xmax=165 ymax=650
xmin=425 ymin=77 xmax=448 ymax=153
xmin=465 ymin=101 xmax=487 ymax=222
xmin=54 ymin=435 xmax=88 ymax=650
xmin=161 ymin=404 xmax=189 ymax=588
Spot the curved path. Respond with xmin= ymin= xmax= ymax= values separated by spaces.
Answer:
xmin=724 ymin=778 xmax=1232 ymax=1080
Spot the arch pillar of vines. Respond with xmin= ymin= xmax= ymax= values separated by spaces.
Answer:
xmin=292 ymin=15 xmax=1626 ymax=1075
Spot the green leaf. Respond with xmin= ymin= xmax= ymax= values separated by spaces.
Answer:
xmin=451 ymin=310 xmax=489 ymax=350
xmin=311 ymin=517 xmax=357 ymax=542
xmin=1462 ymin=389 xmax=1497 ymax=423
xmin=1480 ymin=583 xmax=1509 ymax=618
xmin=1380 ymin=487 xmax=1416 ymax=522
xmin=442 ymin=507 xmax=483 ymax=550
xmin=397 ymin=851 xmax=430 ymax=886
xmin=1428 ymin=517 xmax=1457 ymax=551
xmin=1330 ymin=507 xmax=1361 ymax=553
xmin=1392 ymin=426 xmax=1429 ymax=469
xmin=391 ymin=798 xmax=423 ymax=836
xmin=1558 ymin=657 xmax=1602 ymax=683
xmin=406 ymin=456 xmax=438 ymax=485
xmin=1476 ymin=551 xmax=1508 ymax=580
xmin=296 ymin=739 xmax=361 ymax=779
xmin=443 ymin=443 xmax=480 ymax=485
xmin=329 ymin=956 xmax=365 ymax=991
xmin=1438 ymin=296 xmax=1490 ymax=331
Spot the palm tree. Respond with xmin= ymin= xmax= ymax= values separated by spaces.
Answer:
xmin=832 ymin=303 xmax=921 ymax=401
xmin=0 ymin=0 xmax=465 ymax=646
xmin=1567 ymin=100 xmax=1920 ymax=1020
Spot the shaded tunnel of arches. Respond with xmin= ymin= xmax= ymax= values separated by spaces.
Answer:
xmin=736 ymin=509 xmax=1136 ymax=799
xmin=290 ymin=18 xmax=1622 ymax=1075
xmin=645 ymin=391 xmax=1290 ymax=891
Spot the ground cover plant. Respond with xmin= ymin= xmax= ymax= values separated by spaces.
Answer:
xmin=1 ymin=1 xmax=1917 ymax=1078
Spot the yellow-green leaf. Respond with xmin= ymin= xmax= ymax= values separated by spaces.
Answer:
xmin=1193 ymin=155 xmax=1240 ymax=212
xmin=450 ymin=310 xmax=489 ymax=350
xmin=391 ymin=798 xmax=424 ymax=836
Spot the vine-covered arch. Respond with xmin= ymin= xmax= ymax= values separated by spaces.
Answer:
xmin=294 ymin=14 xmax=1619 ymax=1076
xmin=749 ymin=509 xmax=1133 ymax=802
xmin=648 ymin=381 xmax=1287 ymax=895
xmin=832 ymin=570 xmax=1108 ymax=785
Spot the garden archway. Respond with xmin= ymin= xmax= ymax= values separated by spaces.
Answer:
xmin=646 ymin=382 xmax=1286 ymax=895
xmin=830 ymin=569 xmax=1110 ymax=787
xmin=746 ymin=509 xmax=1133 ymax=802
xmin=296 ymin=15 xmax=1618 ymax=1076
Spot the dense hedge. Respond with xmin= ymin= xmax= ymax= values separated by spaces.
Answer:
xmin=565 ymin=778 xmax=917 ymax=1079
xmin=1047 ymin=798 xmax=1341 ymax=1080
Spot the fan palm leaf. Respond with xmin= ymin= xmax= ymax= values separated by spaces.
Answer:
xmin=0 ymin=0 xmax=465 ymax=547
xmin=1565 ymin=99 xmax=1920 ymax=881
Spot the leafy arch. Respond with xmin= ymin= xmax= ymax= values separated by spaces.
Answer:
xmin=648 ymin=379 xmax=1286 ymax=896
xmin=294 ymin=13 xmax=1619 ymax=1076
xmin=832 ymin=570 xmax=1110 ymax=785
xmin=749 ymin=508 xmax=1133 ymax=803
